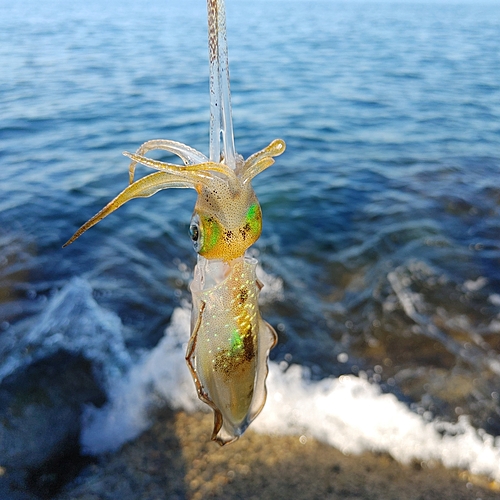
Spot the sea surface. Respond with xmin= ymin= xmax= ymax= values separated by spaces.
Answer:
xmin=1 ymin=0 xmax=500 ymax=490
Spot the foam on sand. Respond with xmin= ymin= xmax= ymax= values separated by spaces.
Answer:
xmin=79 ymin=303 xmax=500 ymax=481
xmin=4 ymin=277 xmax=497 ymax=480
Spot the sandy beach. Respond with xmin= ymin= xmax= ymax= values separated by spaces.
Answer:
xmin=54 ymin=407 xmax=500 ymax=500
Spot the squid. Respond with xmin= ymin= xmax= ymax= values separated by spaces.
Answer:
xmin=64 ymin=0 xmax=285 ymax=445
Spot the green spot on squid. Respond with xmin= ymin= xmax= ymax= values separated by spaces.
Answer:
xmin=230 ymin=329 xmax=243 ymax=354
xmin=200 ymin=216 xmax=222 ymax=254
xmin=245 ymin=203 xmax=262 ymax=236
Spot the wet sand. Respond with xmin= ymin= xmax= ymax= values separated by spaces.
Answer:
xmin=55 ymin=407 xmax=500 ymax=500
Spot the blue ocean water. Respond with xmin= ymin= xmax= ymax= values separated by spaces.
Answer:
xmin=1 ymin=0 xmax=500 ymax=478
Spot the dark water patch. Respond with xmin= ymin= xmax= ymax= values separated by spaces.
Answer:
xmin=0 ymin=352 xmax=105 ymax=498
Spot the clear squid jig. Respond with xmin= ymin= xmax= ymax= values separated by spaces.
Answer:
xmin=64 ymin=0 xmax=285 ymax=445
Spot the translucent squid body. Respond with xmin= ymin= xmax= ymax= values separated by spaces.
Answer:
xmin=65 ymin=0 xmax=285 ymax=445
xmin=64 ymin=137 xmax=285 ymax=444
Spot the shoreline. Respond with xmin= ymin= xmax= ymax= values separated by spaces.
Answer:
xmin=53 ymin=407 xmax=500 ymax=500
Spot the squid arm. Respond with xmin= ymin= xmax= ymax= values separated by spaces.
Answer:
xmin=64 ymin=139 xmax=285 ymax=249
xmin=123 ymin=152 xmax=238 ymax=184
xmin=63 ymin=171 xmax=195 ymax=248
xmin=127 ymin=139 xmax=209 ymax=184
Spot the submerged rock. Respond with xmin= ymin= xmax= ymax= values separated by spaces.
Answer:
xmin=0 ymin=351 xmax=106 ymax=497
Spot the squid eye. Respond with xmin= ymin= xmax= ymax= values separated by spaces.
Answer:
xmin=189 ymin=214 xmax=202 ymax=252
xmin=189 ymin=223 xmax=199 ymax=242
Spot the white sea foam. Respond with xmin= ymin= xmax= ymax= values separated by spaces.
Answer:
xmin=80 ymin=262 xmax=285 ymax=452
xmin=0 ymin=277 xmax=131 ymax=388
xmin=81 ymin=305 xmax=201 ymax=454
xmin=6 ymin=277 xmax=498 ymax=480
xmin=489 ymin=294 xmax=500 ymax=307
xmin=255 ymin=365 xmax=500 ymax=479
xmin=79 ymin=301 xmax=500 ymax=481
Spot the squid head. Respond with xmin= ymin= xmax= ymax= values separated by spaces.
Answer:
xmin=64 ymin=138 xmax=285 ymax=444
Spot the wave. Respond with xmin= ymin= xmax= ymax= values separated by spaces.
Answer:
xmin=68 ymin=285 xmax=499 ymax=481
xmin=2 ymin=277 xmax=499 ymax=482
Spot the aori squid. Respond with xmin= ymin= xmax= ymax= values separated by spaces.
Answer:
xmin=64 ymin=0 xmax=285 ymax=445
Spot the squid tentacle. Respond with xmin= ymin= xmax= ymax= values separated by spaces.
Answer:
xmin=241 ymin=139 xmax=286 ymax=184
xmin=241 ymin=157 xmax=275 ymax=186
xmin=243 ymin=139 xmax=286 ymax=168
xmin=124 ymin=152 xmax=239 ymax=185
xmin=63 ymin=171 xmax=195 ymax=247
xmin=128 ymin=139 xmax=209 ymax=184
